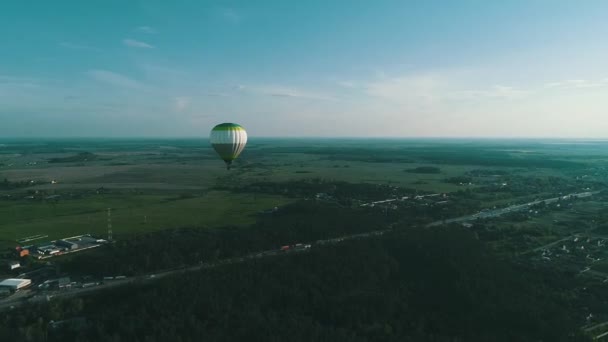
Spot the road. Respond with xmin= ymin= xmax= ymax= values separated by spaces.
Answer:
xmin=520 ymin=234 xmax=581 ymax=255
xmin=0 ymin=229 xmax=388 ymax=312
xmin=427 ymin=191 xmax=597 ymax=227
xmin=360 ymin=194 xmax=441 ymax=207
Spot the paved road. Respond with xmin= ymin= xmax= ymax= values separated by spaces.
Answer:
xmin=360 ymin=194 xmax=441 ymax=207
xmin=427 ymin=191 xmax=597 ymax=227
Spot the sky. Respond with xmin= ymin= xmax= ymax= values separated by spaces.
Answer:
xmin=1 ymin=0 xmax=608 ymax=138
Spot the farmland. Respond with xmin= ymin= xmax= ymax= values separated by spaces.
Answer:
xmin=0 ymin=191 xmax=289 ymax=246
xmin=0 ymin=138 xmax=606 ymax=250
xmin=3 ymin=138 xmax=608 ymax=340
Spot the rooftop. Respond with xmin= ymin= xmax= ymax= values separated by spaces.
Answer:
xmin=0 ymin=278 xmax=31 ymax=287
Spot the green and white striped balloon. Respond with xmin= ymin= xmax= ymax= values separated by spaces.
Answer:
xmin=210 ymin=123 xmax=248 ymax=169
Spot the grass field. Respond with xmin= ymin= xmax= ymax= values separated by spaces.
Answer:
xmin=0 ymin=191 xmax=290 ymax=248
xmin=2 ymin=138 xmax=607 ymax=250
xmin=231 ymin=159 xmax=475 ymax=192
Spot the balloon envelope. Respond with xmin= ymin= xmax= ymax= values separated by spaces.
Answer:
xmin=210 ymin=123 xmax=247 ymax=169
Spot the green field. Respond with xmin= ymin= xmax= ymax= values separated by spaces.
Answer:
xmin=2 ymin=138 xmax=608 ymax=250
xmin=0 ymin=191 xmax=289 ymax=248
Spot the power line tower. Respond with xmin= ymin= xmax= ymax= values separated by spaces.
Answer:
xmin=107 ymin=208 xmax=113 ymax=241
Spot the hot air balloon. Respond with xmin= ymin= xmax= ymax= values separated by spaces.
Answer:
xmin=210 ymin=123 xmax=248 ymax=169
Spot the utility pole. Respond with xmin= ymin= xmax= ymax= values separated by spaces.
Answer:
xmin=107 ymin=208 xmax=113 ymax=241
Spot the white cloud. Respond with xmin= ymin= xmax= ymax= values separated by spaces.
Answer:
xmin=123 ymin=38 xmax=155 ymax=49
xmin=543 ymin=79 xmax=607 ymax=89
xmin=86 ymin=70 xmax=143 ymax=89
xmin=450 ymin=85 xmax=529 ymax=101
xmin=544 ymin=81 xmax=564 ymax=88
xmin=202 ymin=91 xmax=229 ymax=97
xmin=240 ymin=85 xmax=335 ymax=100
xmin=135 ymin=26 xmax=157 ymax=34
xmin=364 ymin=72 xmax=535 ymax=107
xmin=0 ymin=75 xmax=100 ymax=116
xmin=336 ymin=80 xmax=358 ymax=88
xmin=366 ymin=74 xmax=447 ymax=105
xmin=0 ymin=75 xmax=68 ymax=102
xmin=221 ymin=8 xmax=241 ymax=23
xmin=0 ymin=75 xmax=44 ymax=88
xmin=59 ymin=42 xmax=100 ymax=51
xmin=174 ymin=96 xmax=191 ymax=111
xmin=139 ymin=64 xmax=186 ymax=77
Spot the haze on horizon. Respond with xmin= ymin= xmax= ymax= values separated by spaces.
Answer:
xmin=1 ymin=1 xmax=607 ymax=138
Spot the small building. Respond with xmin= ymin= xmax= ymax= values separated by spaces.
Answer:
xmin=56 ymin=240 xmax=78 ymax=250
xmin=37 ymin=244 xmax=62 ymax=255
xmin=78 ymin=236 xmax=98 ymax=244
xmin=0 ymin=278 xmax=32 ymax=291
xmin=7 ymin=261 xmax=20 ymax=270
xmin=19 ymin=249 xmax=29 ymax=257
xmin=37 ymin=244 xmax=55 ymax=253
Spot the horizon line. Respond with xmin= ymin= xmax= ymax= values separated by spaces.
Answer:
xmin=2 ymin=136 xmax=608 ymax=140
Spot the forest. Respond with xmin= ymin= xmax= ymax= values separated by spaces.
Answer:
xmin=57 ymin=201 xmax=395 ymax=277
xmin=0 ymin=228 xmax=590 ymax=341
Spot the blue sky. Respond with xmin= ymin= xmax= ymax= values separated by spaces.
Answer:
xmin=1 ymin=0 xmax=608 ymax=137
